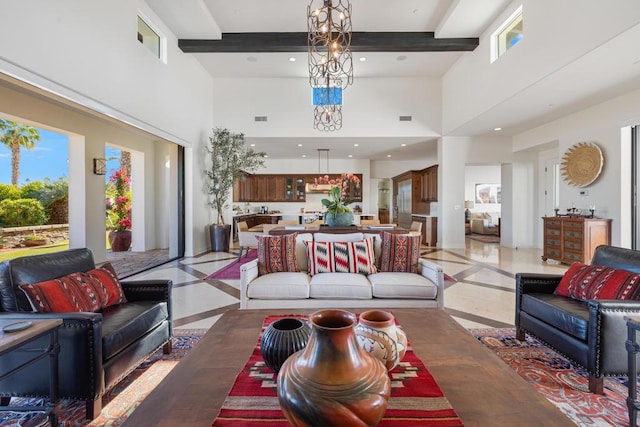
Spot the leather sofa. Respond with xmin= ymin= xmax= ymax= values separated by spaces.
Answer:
xmin=240 ymin=232 xmax=444 ymax=309
xmin=515 ymin=245 xmax=640 ymax=393
xmin=0 ymin=248 xmax=172 ymax=419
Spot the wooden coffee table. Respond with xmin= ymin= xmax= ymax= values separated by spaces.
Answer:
xmin=124 ymin=308 xmax=574 ymax=426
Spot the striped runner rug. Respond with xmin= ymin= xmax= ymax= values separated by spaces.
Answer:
xmin=212 ymin=315 xmax=464 ymax=426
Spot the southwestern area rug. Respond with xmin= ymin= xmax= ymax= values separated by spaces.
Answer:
xmin=206 ymin=250 xmax=258 ymax=280
xmin=212 ymin=315 xmax=464 ymax=427
xmin=471 ymin=328 xmax=632 ymax=427
xmin=0 ymin=329 xmax=205 ymax=427
xmin=466 ymin=233 xmax=500 ymax=244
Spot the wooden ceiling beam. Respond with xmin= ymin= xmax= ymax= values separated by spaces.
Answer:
xmin=178 ymin=32 xmax=478 ymax=53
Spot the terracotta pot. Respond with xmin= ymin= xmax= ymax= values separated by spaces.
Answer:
xmin=355 ymin=310 xmax=408 ymax=371
xmin=277 ymin=309 xmax=390 ymax=427
xmin=260 ymin=318 xmax=311 ymax=373
xmin=109 ymin=230 xmax=132 ymax=252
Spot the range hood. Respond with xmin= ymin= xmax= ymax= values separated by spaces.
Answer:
xmin=305 ymin=183 xmax=333 ymax=194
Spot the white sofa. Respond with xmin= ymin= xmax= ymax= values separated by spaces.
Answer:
xmin=240 ymin=232 xmax=444 ymax=309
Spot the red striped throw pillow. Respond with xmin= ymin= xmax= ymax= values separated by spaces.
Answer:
xmin=554 ymin=262 xmax=640 ymax=301
xmin=20 ymin=273 xmax=104 ymax=313
xmin=86 ymin=262 xmax=127 ymax=308
xmin=306 ymin=238 xmax=377 ymax=276
xmin=378 ymin=232 xmax=421 ymax=273
xmin=257 ymin=233 xmax=299 ymax=276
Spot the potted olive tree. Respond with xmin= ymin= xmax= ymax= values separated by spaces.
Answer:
xmin=205 ymin=127 xmax=265 ymax=251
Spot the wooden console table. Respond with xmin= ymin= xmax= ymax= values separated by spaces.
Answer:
xmin=542 ymin=216 xmax=611 ymax=264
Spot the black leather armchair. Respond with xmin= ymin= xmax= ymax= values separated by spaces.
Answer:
xmin=0 ymin=248 xmax=172 ymax=419
xmin=516 ymin=245 xmax=640 ymax=393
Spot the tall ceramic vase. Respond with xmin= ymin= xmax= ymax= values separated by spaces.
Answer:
xmin=355 ymin=310 xmax=408 ymax=371
xmin=277 ymin=309 xmax=391 ymax=427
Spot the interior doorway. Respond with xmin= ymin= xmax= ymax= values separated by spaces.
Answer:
xmin=544 ymin=158 xmax=560 ymax=218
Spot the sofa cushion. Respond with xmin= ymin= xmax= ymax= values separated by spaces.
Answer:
xmin=247 ymin=272 xmax=311 ymax=299
xmin=368 ymin=272 xmax=438 ymax=299
xmin=101 ymin=301 xmax=169 ymax=360
xmin=309 ymin=273 xmax=373 ymax=299
xmin=19 ymin=272 xmax=103 ymax=313
xmin=306 ymin=239 xmax=377 ymax=276
xmin=378 ymin=232 xmax=421 ymax=273
xmin=256 ymin=233 xmax=299 ymax=276
xmin=555 ymin=262 xmax=640 ymax=301
xmin=86 ymin=263 xmax=127 ymax=308
xmin=521 ymin=293 xmax=589 ymax=341
xmin=314 ymin=232 xmax=364 ymax=242
xmin=295 ymin=233 xmax=314 ymax=272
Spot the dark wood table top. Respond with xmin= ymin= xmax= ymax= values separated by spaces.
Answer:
xmin=124 ymin=308 xmax=574 ymax=427
xmin=268 ymin=225 xmax=408 ymax=235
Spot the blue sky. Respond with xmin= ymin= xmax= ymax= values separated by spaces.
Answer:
xmin=0 ymin=127 xmax=122 ymax=185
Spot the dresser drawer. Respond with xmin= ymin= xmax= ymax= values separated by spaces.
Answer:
xmin=545 ymin=238 xmax=561 ymax=247
xmin=564 ymin=230 xmax=583 ymax=239
xmin=546 ymin=228 xmax=561 ymax=237
xmin=563 ymin=251 xmax=583 ymax=262
xmin=545 ymin=248 xmax=561 ymax=258
xmin=545 ymin=219 xmax=561 ymax=227
xmin=564 ymin=240 xmax=582 ymax=250
xmin=564 ymin=221 xmax=582 ymax=229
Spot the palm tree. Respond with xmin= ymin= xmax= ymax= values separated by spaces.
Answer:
xmin=0 ymin=119 xmax=40 ymax=186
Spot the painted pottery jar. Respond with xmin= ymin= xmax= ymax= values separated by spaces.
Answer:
xmin=355 ymin=310 xmax=408 ymax=371
xmin=277 ymin=309 xmax=391 ymax=427
xmin=260 ymin=317 xmax=311 ymax=373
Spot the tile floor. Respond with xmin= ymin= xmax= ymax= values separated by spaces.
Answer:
xmin=127 ymin=238 xmax=569 ymax=330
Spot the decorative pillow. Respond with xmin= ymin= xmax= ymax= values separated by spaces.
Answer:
xmin=19 ymin=273 xmax=103 ymax=313
xmin=378 ymin=232 xmax=421 ymax=273
xmin=257 ymin=233 xmax=299 ymax=276
xmin=554 ymin=262 xmax=640 ymax=301
xmin=306 ymin=238 xmax=377 ymax=276
xmin=86 ymin=262 xmax=127 ymax=308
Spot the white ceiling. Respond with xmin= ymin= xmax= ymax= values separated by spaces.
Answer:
xmin=147 ymin=0 xmax=640 ymax=161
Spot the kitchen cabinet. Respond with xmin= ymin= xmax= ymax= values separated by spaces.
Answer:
xmin=412 ymin=215 xmax=437 ymax=247
xmin=392 ymin=167 xmax=435 ymax=224
xmin=420 ymin=165 xmax=438 ymax=202
xmin=378 ymin=209 xmax=390 ymax=224
xmin=542 ymin=217 xmax=611 ymax=264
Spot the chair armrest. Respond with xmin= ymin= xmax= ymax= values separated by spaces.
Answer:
xmin=515 ymin=273 xmax=563 ymax=329
xmin=418 ymin=259 xmax=444 ymax=308
xmin=120 ymin=280 xmax=172 ymax=302
xmin=240 ymin=259 xmax=259 ymax=310
xmin=588 ymin=300 xmax=640 ymax=376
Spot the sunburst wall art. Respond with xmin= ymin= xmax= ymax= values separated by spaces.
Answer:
xmin=560 ymin=141 xmax=604 ymax=187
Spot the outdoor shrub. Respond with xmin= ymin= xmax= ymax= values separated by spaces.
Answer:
xmin=0 ymin=198 xmax=47 ymax=227
xmin=0 ymin=184 xmax=20 ymax=202
xmin=20 ymin=178 xmax=68 ymax=207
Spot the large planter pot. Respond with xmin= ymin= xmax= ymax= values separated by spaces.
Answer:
xmin=277 ymin=309 xmax=391 ymax=427
xmin=355 ymin=310 xmax=408 ymax=371
xmin=260 ymin=318 xmax=311 ymax=373
xmin=325 ymin=211 xmax=354 ymax=227
xmin=209 ymin=224 xmax=231 ymax=252
xmin=108 ymin=231 xmax=132 ymax=252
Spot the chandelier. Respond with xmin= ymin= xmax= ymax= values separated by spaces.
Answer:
xmin=307 ymin=0 xmax=352 ymax=131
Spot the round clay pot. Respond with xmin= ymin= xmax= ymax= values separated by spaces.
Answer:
xmin=109 ymin=230 xmax=132 ymax=252
xmin=277 ymin=309 xmax=391 ymax=427
xmin=324 ymin=211 xmax=354 ymax=227
xmin=355 ymin=310 xmax=408 ymax=371
xmin=260 ymin=318 xmax=311 ymax=373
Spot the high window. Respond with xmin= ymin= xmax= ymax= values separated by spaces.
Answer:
xmin=137 ymin=15 xmax=164 ymax=61
xmin=491 ymin=6 xmax=523 ymax=63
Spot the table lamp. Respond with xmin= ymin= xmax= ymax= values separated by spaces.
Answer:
xmin=464 ymin=200 xmax=474 ymax=222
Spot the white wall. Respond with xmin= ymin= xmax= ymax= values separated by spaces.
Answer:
xmin=0 ymin=1 xmax=215 ymax=256
xmin=212 ymin=77 xmax=442 ymax=138
xmin=442 ymin=0 xmax=640 ymax=134
xmin=512 ymin=88 xmax=640 ymax=247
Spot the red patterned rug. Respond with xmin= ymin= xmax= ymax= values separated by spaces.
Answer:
xmin=213 ymin=315 xmax=464 ymax=426
xmin=206 ymin=250 xmax=258 ymax=280
xmin=0 ymin=329 xmax=205 ymax=427
xmin=471 ymin=328 xmax=631 ymax=426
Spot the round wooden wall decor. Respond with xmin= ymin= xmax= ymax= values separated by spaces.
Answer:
xmin=560 ymin=141 xmax=604 ymax=187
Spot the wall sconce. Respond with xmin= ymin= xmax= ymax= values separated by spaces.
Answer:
xmin=93 ymin=158 xmax=106 ymax=175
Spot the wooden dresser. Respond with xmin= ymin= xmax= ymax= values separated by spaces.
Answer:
xmin=542 ymin=216 xmax=612 ymax=264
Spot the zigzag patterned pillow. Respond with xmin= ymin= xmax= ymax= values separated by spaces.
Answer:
xmin=306 ymin=238 xmax=377 ymax=276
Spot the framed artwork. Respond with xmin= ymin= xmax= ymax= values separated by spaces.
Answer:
xmin=475 ymin=183 xmax=501 ymax=204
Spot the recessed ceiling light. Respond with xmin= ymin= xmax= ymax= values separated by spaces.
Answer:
xmin=348 ymin=154 xmax=353 ymax=158
xmin=387 ymin=154 xmax=392 ymax=158
xmin=494 ymin=127 xmax=502 ymax=131
xmin=297 ymin=143 xmax=303 ymax=147
xmin=353 ymin=143 xmax=359 ymax=147
xmin=302 ymin=154 xmax=306 ymax=158
xmin=250 ymin=143 xmax=256 ymax=147
xmin=247 ymin=56 xmax=257 ymax=63
xmin=263 ymin=154 xmax=268 ymax=158
xmin=401 ymin=143 xmax=407 ymax=147
xmin=396 ymin=55 xmax=407 ymax=61
xmin=289 ymin=57 xmax=296 ymax=62
xmin=359 ymin=57 xmax=367 ymax=62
